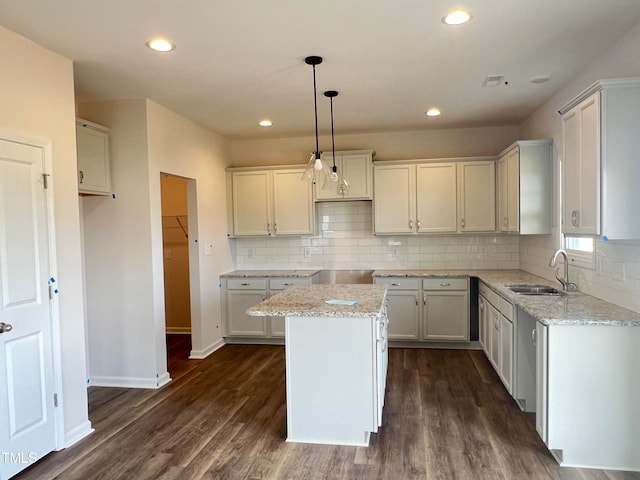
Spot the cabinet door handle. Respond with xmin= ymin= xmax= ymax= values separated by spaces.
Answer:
xmin=262 ymin=294 xmax=266 ymax=301
xmin=416 ymin=220 xmax=421 ymax=230
xmin=415 ymin=296 xmax=418 ymax=306
xmin=274 ymin=223 xmax=278 ymax=232
xmin=460 ymin=218 xmax=465 ymax=229
xmin=79 ymin=170 xmax=84 ymax=184
xmin=409 ymin=219 xmax=413 ymax=230
xmin=440 ymin=283 xmax=451 ymax=287
xmin=532 ymin=328 xmax=537 ymax=345
xmin=571 ymin=210 xmax=579 ymax=227
xmin=423 ymin=294 xmax=426 ymax=306
xmin=267 ymin=222 xmax=271 ymax=235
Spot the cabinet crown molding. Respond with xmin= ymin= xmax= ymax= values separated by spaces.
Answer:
xmin=557 ymin=77 xmax=640 ymax=115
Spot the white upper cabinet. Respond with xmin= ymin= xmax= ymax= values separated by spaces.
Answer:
xmin=457 ymin=160 xmax=496 ymax=232
xmin=497 ymin=140 xmax=552 ymax=235
xmin=314 ymin=150 xmax=374 ymax=201
xmin=374 ymin=158 xmax=496 ymax=234
xmin=76 ymin=118 xmax=111 ymax=195
xmin=416 ymin=163 xmax=457 ymax=233
xmin=558 ymin=78 xmax=640 ymax=240
xmin=228 ymin=167 xmax=314 ymax=237
xmin=373 ymin=164 xmax=415 ymax=234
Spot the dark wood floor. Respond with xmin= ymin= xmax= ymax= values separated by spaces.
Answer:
xmin=15 ymin=336 xmax=640 ymax=480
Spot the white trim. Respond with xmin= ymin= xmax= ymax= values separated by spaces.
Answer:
xmin=166 ymin=326 xmax=191 ymax=334
xmin=189 ymin=338 xmax=225 ymax=359
xmin=88 ymin=373 xmax=172 ymax=389
xmin=63 ymin=421 xmax=94 ymax=448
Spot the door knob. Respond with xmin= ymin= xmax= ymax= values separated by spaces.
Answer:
xmin=0 ymin=322 xmax=13 ymax=334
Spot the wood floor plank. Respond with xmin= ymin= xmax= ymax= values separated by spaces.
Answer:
xmin=14 ymin=339 xmax=640 ymax=480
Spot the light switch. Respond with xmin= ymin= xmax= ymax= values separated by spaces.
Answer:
xmin=205 ymin=243 xmax=213 ymax=256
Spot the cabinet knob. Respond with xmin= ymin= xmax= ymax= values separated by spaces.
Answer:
xmin=409 ymin=219 xmax=414 ymax=230
xmin=267 ymin=222 xmax=271 ymax=235
xmin=416 ymin=220 xmax=421 ymax=230
xmin=274 ymin=223 xmax=278 ymax=232
xmin=460 ymin=218 xmax=465 ymax=229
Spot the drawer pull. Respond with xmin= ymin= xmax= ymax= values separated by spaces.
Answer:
xmin=440 ymin=283 xmax=451 ymax=287
xmin=391 ymin=283 xmax=401 ymax=286
xmin=283 ymin=283 xmax=291 ymax=286
xmin=241 ymin=283 xmax=250 ymax=286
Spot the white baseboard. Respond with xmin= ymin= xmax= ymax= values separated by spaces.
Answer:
xmin=190 ymin=338 xmax=225 ymax=359
xmin=64 ymin=420 xmax=94 ymax=448
xmin=166 ymin=327 xmax=191 ymax=335
xmin=88 ymin=372 xmax=172 ymax=389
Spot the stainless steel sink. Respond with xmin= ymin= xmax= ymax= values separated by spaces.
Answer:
xmin=507 ymin=284 xmax=565 ymax=296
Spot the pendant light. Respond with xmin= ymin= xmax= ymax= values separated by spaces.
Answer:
xmin=301 ymin=55 xmax=332 ymax=183
xmin=323 ymin=90 xmax=349 ymax=194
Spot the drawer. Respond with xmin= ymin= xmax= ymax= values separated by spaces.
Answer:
xmin=479 ymin=281 xmax=499 ymax=307
xmin=374 ymin=277 xmax=421 ymax=290
xmin=269 ymin=277 xmax=311 ymax=290
xmin=226 ymin=278 xmax=267 ymax=290
xmin=422 ymin=277 xmax=468 ymax=291
xmin=499 ymin=297 xmax=514 ymax=320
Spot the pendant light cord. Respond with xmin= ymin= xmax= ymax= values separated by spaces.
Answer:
xmin=312 ymin=64 xmax=320 ymax=158
xmin=330 ymin=95 xmax=336 ymax=171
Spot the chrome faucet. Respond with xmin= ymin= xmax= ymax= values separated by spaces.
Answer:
xmin=549 ymin=249 xmax=577 ymax=291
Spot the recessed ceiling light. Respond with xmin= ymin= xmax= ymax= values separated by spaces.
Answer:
xmin=530 ymin=75 xmax=551 ymax=84
xmin=442 ymin=9 xmax=472 ymax=25
xmin=425 ymin=108 xmax=441 ymax=117
xmin=259 ymin=119 xmax=273 ymax=127
xmin=145 ymin=38 xmax=175 ymax=52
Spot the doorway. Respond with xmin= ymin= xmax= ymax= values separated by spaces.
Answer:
xmin=160 ymin=173 xmax=192 ymax=376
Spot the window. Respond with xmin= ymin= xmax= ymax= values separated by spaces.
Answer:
xmin=564 ymin=236 xmax=595 ymax=269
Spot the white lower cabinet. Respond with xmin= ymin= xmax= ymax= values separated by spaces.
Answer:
xmin=222 ymin=274 xmax=319 ymax=341
xmin=535 ymin=321 xmax=548 ymax=443
xmin=374 ymin=278 xmax=420 ymax=340
xmin=375 ymin=276 xmax=469 ymax=343
xmin=479 ymin=281 xmax=514 ymax=394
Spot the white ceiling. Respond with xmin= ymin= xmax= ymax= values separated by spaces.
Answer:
xmin=2 ymin=1 xmax=640 ymax=140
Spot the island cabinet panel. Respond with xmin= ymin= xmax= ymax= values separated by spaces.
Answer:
xmin=285 ymin=314 xmax=385 ymax=446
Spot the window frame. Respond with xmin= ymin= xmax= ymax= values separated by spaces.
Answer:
xmin=563 ymin=235 xmax=595 ymax=270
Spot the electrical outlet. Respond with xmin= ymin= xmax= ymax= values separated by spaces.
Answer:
xmin=304 ymin=247 xmax=311 ymax=258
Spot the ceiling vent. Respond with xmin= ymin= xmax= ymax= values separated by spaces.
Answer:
xmin=482 ymin=75 xmax=505 ymax=87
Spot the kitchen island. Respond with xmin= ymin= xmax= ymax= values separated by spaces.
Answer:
xmin=247 ymin=284 xmax=388 ymax=446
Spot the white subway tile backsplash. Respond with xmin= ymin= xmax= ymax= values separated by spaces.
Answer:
xmin=233 ymin=201 xmax=519 ymax=273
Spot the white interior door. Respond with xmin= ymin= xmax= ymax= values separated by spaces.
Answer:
xmin=0 ymin=138 xmax=56 ymax=479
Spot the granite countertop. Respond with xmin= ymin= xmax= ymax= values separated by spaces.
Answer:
xmin=374 ymin=269 xmax=640 ymax=327
xmin=220 ymin=270 xmax=321 ymax=278
xmin=246 ymin=284 xmax=388 ymax=318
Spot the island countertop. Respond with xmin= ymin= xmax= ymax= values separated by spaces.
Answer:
xmin=246 ymin=284 xmax=388 ymax=318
